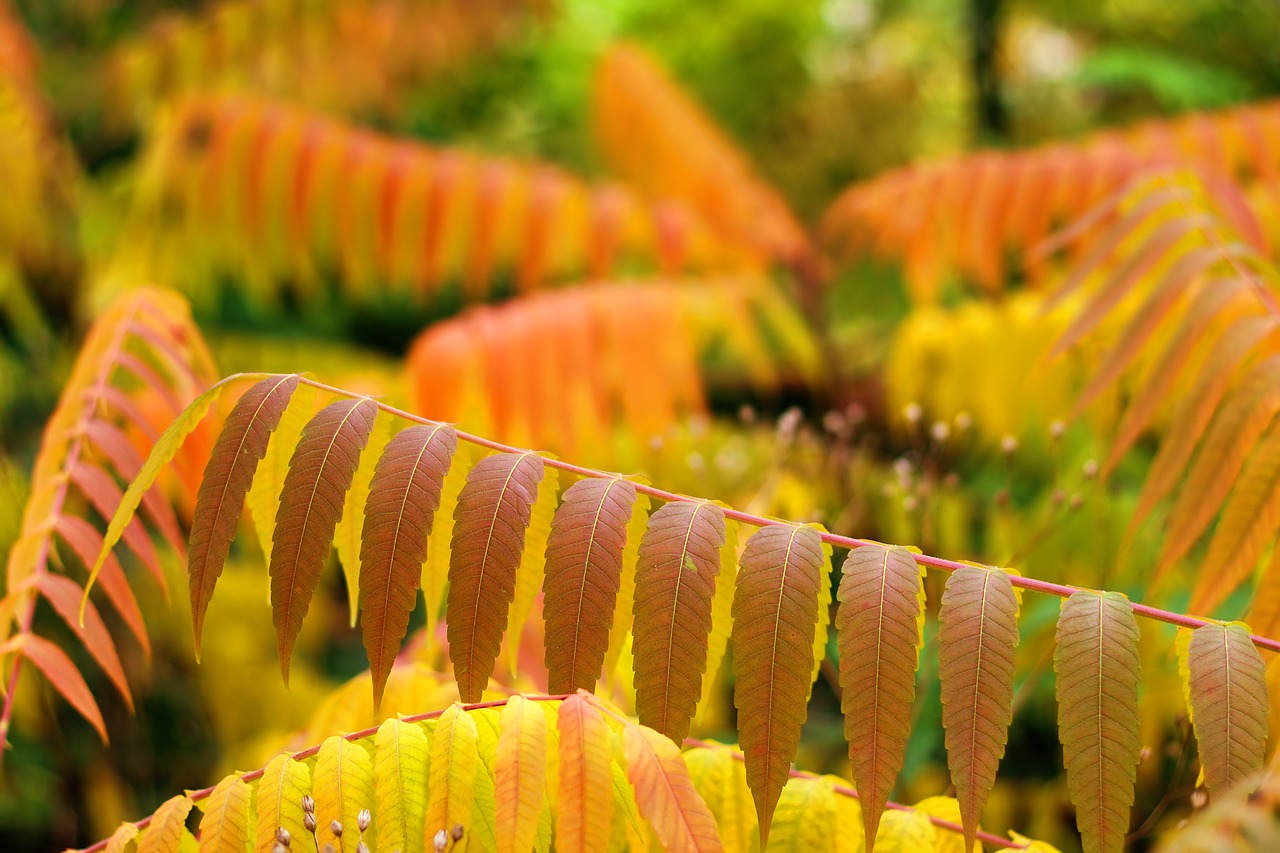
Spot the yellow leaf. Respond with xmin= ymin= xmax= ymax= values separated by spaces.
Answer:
xmin=375 ymin=718 xmax=431 ymax=853
xmin=313 ymin=736 xmax=375 ymax=853
xmin=247 ymin=380 xmax=317 ymax=563
xmin=255 ymin=754 xmax=310 ymax=853
xmin=195 ymin=774 xmax=253 ymax=853
xmin=423 ymin=443 xmax=475 ymax=639
xmin=138 ymin=794 xmax=194 ymax=853
xmin=768 ymin=776 xmax=837 ymax=853
xmin=603 ymin=491 xmax=650 ymax=686
xmin=506 ymin=467 xmax=559 ymax=675
xmin=334 ymin=411 xmax=393 ymax=627
xmin=696 ymin=517 xmax=738 ymax=726
xmin=873 ymin=808 xmax=935 ymax=852
xmin=426 ymin=704 xmax=480 ymax=845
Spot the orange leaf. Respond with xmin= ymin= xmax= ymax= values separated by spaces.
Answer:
xmin=54 ymin=514 xmax=151 ymax=662
xmin=543 ymin=477 xmax=637 ymax=693
xmin=623 ymin=721 xmax=724 ymax=853
xmin=36 ymin=574 xmax=132 ymax=711
xmin=359 ymin=424 xmax=457 ymax=708
xmin=836 ymin=544 xmax=925 ymax=853
xmin=447 ymin=451 xmax=545 ymax=702
xmin=21 ymin=633 xmax=107 ymax=742
xmin=729 ymin=524 xmax=825 ymax=846
xmin=270 ymin=397 xmax=379 ymax=682
xmin=555 ymin=693 xmax=615 ymax=853
xmin=632 ymin=500 xmax=726 ymax=743
xmin=495 ymin=695 xmax=548 ymax=853
xmin=189 ymin=374 xmax=299 ymax=657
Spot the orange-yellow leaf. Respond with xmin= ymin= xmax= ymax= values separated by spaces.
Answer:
xmin=938 ymin=566 xmax=1019 ymax=851
xmin=730 ymin=524 xmax=825 ymax=847
xmin=836 ymin=544 xmax=925 ymax=853
xmin=137 ymin=794 xmax=194 ymax=853
xmin=21 ymin=633 xmax=106 ymax=742
xmin=189 ymin=374 xmax=299 ymax=657
xmin=196 ymin=774 xmax=253 ymax=853
xmin=496 ymin=695 xmax=548 ymax=853
xmin=556 ymin=693 xmax=615 ymax=853
xmin=632 ymin=500 xmax=726 ymax=742
xmin=543 ymin=477 xmax=637 ymax=693
xmin=1186 ymin=622 xmax=1269 ymax=796
xmin=447 ymin=451 xmax=545 ymax=702
xmin=623 ymin=722 xmax=723 ymax=853
xmin=104 ymin=822 xmax=139 ymax=853
xmin=1055 ymin=591 xmax=1141 ymax=853
xmin=270 ymin=397 xmax=378 ymax=682
xmin=426 ymin=704 xmax=480 ymax=843
xmin=359 ymin=424 xmax=457 ymax=708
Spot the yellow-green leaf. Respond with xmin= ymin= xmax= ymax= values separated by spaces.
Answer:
xmin=313 ymin=736 xmax=375 ymax=853
xmin=873 ymin=808 xmax=935 ymax=852
xmin=255 ymin=753 xmax=311 ymax=853
xmin=1186 ymin=622 xmax=1269 ymax=796
xmin=767 ymin=776 xmax=837 ymax=853
xmin=426 ymin=704 xmax=480 ymax=843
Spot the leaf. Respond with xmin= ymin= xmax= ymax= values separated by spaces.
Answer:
xmin=1054 ymin=591 xmax=1141 ymax=853
xmin=1186 ymin=622 xmax=1269 ymax=796
xmin=196 ymin=774 xmax=253 ymax=853
xmin=313 ymin=735 xmax=375 ymax=853
xmin=374 ymin=718 xmax=431 ymax=853
xmin=697 ymin=517 xmax=738 ymax=724
xmin=85 ymin=419 xmax=185 ymax=557
xmin=495 ymin=695 xmax=548 ymax=853
xmin=105 ymin=822 xmax=139 ymax=853
xmin=359 ymin=424 xmax=457 ymax=708
xmin=604 ymin=491 xmax=650 ymax=684
xmin=937 ymin=566 xmax=1019 ymax=850
xmin=622 ymin=722 xmax=724 ymax=853
xmin=54 ymin=514 xmax=150 ymax=660
xmin=808 ymin=525 xmax=835 ymax=694
xmin=447 ymin=451 xmax=545 ymax=702
xmin=836 ymin=544 xmax=926 ymax=853
xmin=69 ymin=461 xmax=161 ymax=586
xmin=872 ymin=808 xmax=935 ymax=852
xmin=1194 ymin=418 xmax=1280 ymax=614
xmin=632 ymin=500 xmax=726 ymax=742
xmin=555 ymin=693 xmax=615 ymax=853
xmin=336 ymin=413 xmax=393 ymax=627
xmin=270 ymin=397 xmax=378 ymax=681
xmin=36 ymin=573 xmax=132 ymax=710
xmin=138 ymin=794 xmax=194 ymax=853
xmin=247 ymin=379 xmax=317 ymax=562
xmin=730 ymin=524 xmax=825 ymax=846
xmin=506 ymin=466 xmax=559 ymax=676
xmin=255 ymin=754 xmax=311 ymax=853
xmin=829 ymin=777 xmax=865 ymax=853
xmin=21 ymin=633 xmax=106 ymax=742
xmin=767 ymin=777 xmax=837 ymax=853
xmin=426 ymin=704 xmax=480 ymax=843
xmin=543 ymin=477 xmax=637 ymax=693
xmin=684 ymin=743 xmax=755 ymax=851
xmin=1158 ymin=355 xmax=1280 ymax=573
xmin=187 ymin=374 xmax=300 ymax=657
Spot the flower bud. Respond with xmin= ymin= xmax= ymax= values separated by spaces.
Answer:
xmin=331 ymin=820 xmax=343 ymax=838
xmin=358 ymin=809 xmax=371 ymax=832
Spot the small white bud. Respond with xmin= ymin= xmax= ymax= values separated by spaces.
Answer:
xmin=434 ymin=829 xmax=450 ymax=853
xmin=358 ymin=809 xmax=371 ymax=832
xmin=1001 ymin=435 xmax=1017 ymax=454
xmin=1050 ymin=419 xmax=1066 ymax=439
xmin=930 ymin=421 xmax=950 ymax=442
xmin=903 ymin=402 xmax=922 ymax=424
xmin=331 ymin=820 xmax=343 ymax=838
xmin=1083 ymin=459 xmax=1099 ymax=479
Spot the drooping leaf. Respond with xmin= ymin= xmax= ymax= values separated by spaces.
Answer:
xmin=506 ymin=466 xmax=559 ymax=675
xmin=730 ymin=524 xmax=825 ymax=846
xmin=495 ymin=695 xmax=549 ymax=853
xmin=1186 ymin=622 xmax=1269 ymax=796
xmin=54 ymin=515 xmax=150 ymax=660
xmin=137 ymin=794 xmax=195 ymax=853
xmin=543 ymin=477 xmax=637 ymax=693
xmin=632 ymin=500 xmax=726 ymax=742
xmin=20 ymin=633 xmax=106 ymax=742
xmin=374 ymin=718 xmax=431 ymax=853
xmin=359 ymin=424 xmax=457 ymax=708
xmin=336 ymin=413 xmax=392 ymax=627
xmin=426 ymin=704 xmax=480 ymax=844
xmin=188 ymin=373 xmax=299 ymax=657
xmin=1054 ymin=590 xmax=1141 ymax=853
xmin=36 ymin=573 xmax=132 ymax=710
xmin=623 ymin=721 xmax=724 ymax=853
xmin=247 ymin=380 xmax=317 ymax=561
xmin=270 ymin=397 xmax=378 ymax=681
xmin=697 ymin=517 xmax=738 ymax=724
xmin=313 ymin=735 xmax=375 ymax=853
xmin=836 ymin=544 xmax=926 ymax=853
xmin=196 ymin=774 xmax=253 ymax=853
xmin=85 ymin=419 xmax=185 ymax=556
xmin=447 ymin=451 xmax=545 ymax=702
xmin=555 ymin=693 xmax=615 ymax=853
xmin=255 ymin=753 xmax=311 ymax=853
xmin=69 ymin=461 xmax=162 ymax=586
xmin=767 ymin=777 xmax=838 ymax=853
xmin=937 ymin=566 xmax=1019 ymax=850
